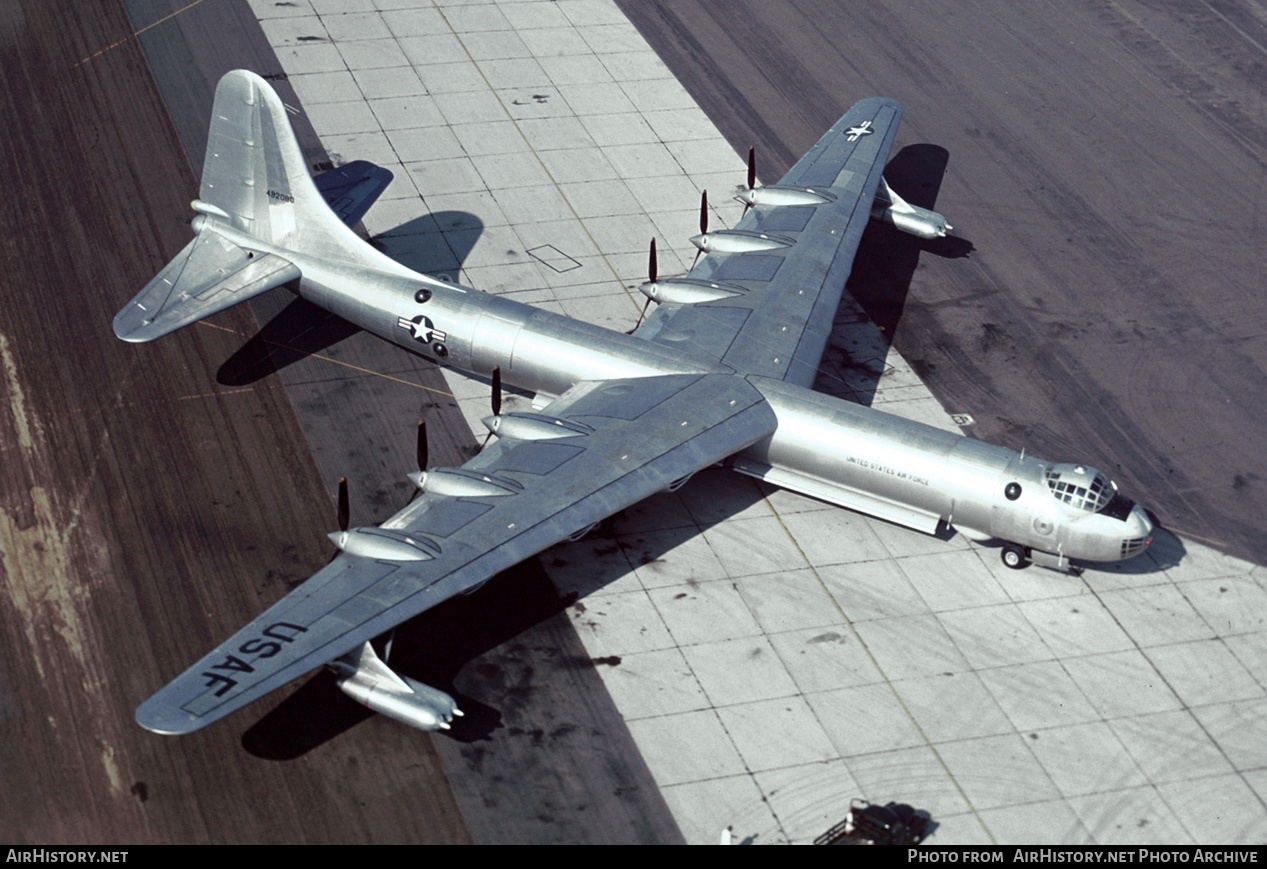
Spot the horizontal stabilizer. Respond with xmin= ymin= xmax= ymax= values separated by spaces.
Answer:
xmin=314 ymin=160 xmax=393 ymax=228
xmin=113 ymin=228 xmax=299 ymax=343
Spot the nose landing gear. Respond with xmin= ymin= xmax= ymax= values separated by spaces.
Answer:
xmin=1001 ymin=543 xmax=1030 ymax=569
xmin=1001 ymin=543 xmax=1084 ymax=576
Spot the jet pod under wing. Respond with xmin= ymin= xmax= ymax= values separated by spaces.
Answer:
xmin=136 ymin=372 xmax=777 ymax=734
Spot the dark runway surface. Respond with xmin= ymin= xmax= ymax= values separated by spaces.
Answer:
xmin=1 ymin=0 xmax=676 ymax=846
xmin=0 ymin=0 xmax=467 ymax=845
xmin=622 ymin=0 xmax=1267 ymax=567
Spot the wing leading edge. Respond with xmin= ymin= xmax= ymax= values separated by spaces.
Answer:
xmin=137 ymin=373 xmax=777 ymax=734
xmin=635 ymin=98 xmax=904 ymax=386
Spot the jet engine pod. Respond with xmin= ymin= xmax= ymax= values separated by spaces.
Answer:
xmin=870 ymin=177 xmax=951 ymax=239
xmin=338 ymin=674 xmax=462 ymax=731
xmin=332 ymin=642 xmax=463 ymax=731
xmin=877 ymin=205 xmax=952 ymax=239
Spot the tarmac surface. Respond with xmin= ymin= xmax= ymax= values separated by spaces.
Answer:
xmin=0 ymin=0 xmax=474 ymax=846
xmin=4 ymin=0 xmax=1267 ymax=847
xmin=125 ymin=0 xmax=681 ymax=845
xmin=621 ymin=0 xmax=1267 ymax=569
xmin=1 ymin=0 xmax=672 ymax=846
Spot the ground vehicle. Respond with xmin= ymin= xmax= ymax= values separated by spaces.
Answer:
xmin=814 ymin=799 xmax=928 ymax=846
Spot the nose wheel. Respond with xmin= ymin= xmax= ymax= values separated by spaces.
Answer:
xmin=1001 ymin=543 xmax=1030 ymax=570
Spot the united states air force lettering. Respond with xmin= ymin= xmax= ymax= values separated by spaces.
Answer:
xmin=846 ymin=455 xmax=930 ymax=486
xmin=202 ymin=622 xmax=308 ymax=696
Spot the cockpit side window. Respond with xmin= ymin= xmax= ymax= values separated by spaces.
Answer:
xmin=1100 ymin=491 xmax=1136 ymax=521
xmin=1044 ymin=466 xmax=1114 ymax=513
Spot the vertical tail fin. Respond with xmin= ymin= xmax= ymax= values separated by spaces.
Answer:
xmin=115 ymin=71 xmax=401 ymax=343
xmin=198 ymin=70 xmax=350 ymax=252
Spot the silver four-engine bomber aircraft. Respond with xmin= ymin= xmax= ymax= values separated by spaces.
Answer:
xmin=116 ymin=71 xmax=1154 ymax=735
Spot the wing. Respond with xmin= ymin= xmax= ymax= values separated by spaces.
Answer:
xmin=635 ymin=98 xmax=903 ymax=386
xmin=137 ymin=373 xmax=776 ymax=734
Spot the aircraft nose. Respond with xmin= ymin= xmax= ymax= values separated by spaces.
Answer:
xmin=1130 ymin=504 xmax=1154 ymax=539
xmin=1119 ymin=504 xmax=1154 ymax=559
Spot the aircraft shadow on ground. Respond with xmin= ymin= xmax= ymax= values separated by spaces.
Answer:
xmin=240 ymin=468 xmax=770 ymax=759
xmin=216 ymin=294 xmax=360 ymax=386
xmin=216 ymin=212 xmax=482 ymax=386
xmin=241 ymin=558 xmax=574 ymax=759
xmin=819 ymin=144 xmax=974 ymax=407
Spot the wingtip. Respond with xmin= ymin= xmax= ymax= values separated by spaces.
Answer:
xmin=134 ymin=697 xmax=203 ymax=736
xmin=112 ymin=308 xmax=156 ymax=343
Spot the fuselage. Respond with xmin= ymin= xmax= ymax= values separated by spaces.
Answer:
xmin=293 ymin=249 xmax=1153 ymax=566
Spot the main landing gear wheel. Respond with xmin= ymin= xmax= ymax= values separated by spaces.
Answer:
xmin=1001 ymin=543 xmax=1029 ymax=570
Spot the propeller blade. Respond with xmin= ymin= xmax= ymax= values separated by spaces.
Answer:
xmin=479 ymin=367 xmax=503 ymax=449
xmin=699 ymin=189 xmax=709 ymax=235
xmin=742 ymin=147 xmax=757 ymax=216
xmin=630 ymin=237 xmax=658 ymax=334
xmin=630 ymin=297 xmax=653 ymax=334
xmin=337 ymin=476 xmax=350 ymax=533
xmin=416 ymin=420 xmax=428 ymax=473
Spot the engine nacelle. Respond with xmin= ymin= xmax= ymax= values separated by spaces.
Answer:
xmin=328 ymin=527 xmax=438 ymax=561
xmin=482 ymin=411 xmax=594 ymax=441
xmin=736 ymin=184 xmax=836 ymax=209
xmin=409 ymin=467 xmax=522 ymax=497
xmin=330 ymin=642 xmax=463 ymax=732
xmin=638 ymin=278 xmax=745 ymax=305
xmin=689 ymin=229 xmax=794 ymax=254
